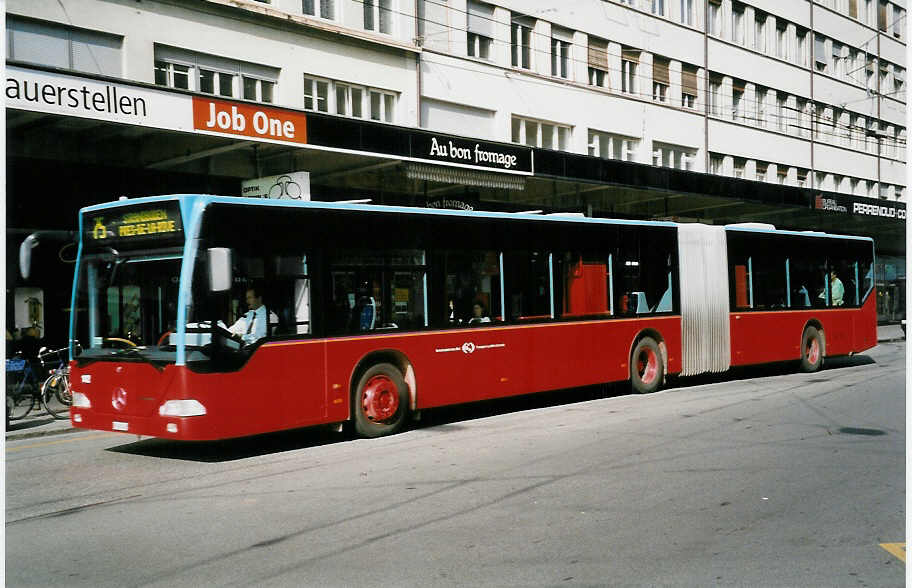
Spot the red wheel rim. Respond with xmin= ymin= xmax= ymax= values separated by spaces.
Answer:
xmin=806 ymin=338 xmax=820 ymax=365
xmin=637 ymin=348 xmax=658 ymax=385
xmin=361 ymin=375 xmax=400 ymax=423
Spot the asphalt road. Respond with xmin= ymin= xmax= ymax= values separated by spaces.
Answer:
xmin=6 ymin=341 xmax=905 ymax=587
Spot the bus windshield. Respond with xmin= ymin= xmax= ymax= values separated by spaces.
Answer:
xmin=73 ymin=250 xmax=182 ymax=360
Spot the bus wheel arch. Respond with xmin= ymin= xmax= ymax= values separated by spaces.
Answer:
xmin=350 ymin=350 xmax=415 ymax=437
xmin=629 ymin=330 xmax=666 ymax=394
xmin=800 ymin=321 xmax=826 ymax=372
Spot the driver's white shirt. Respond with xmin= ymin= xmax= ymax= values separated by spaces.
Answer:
xmin=229 ymin=305 xmax=274 ymax=343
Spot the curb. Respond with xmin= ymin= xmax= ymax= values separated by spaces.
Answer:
xmin=6 ymin=423 xmax=82 ymax=442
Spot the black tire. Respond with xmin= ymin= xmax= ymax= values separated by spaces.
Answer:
xmin=41 ymin=375 xmax=70 ymax=419
xmin=799 ymin=326 xmax=824 ymax=373
xmin=630 ymin=336 xmax=664 ymax=394
xmin=7 ymin=386 xmax=36 ymax=421
xmin=353 ymin=363 xmax=409 ymax=438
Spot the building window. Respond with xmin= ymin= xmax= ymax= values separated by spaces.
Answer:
xmin=7 ymin=17 xmax=123 ymax=77
xmin=776 ymin=92 xmax=788 ymax=132
xmin=894 ymin=6 xmax=904 ymax=39
xmin=756 ymin=162 xmax=768 ymax=181
xmin=754 ymin=12 xmax=767 ymax=53
xmin=589 ymin=130 xmax=639 ymax=161
xmin=588 ymin=37 xmax=610 ymax=88
xmin=708 ymin=0 xmax=721 ymax=36
xmin=733 ymin=158 xmax=746 ymax=179
xmin=243 ymin=76 xmax=275 ymax=103
xmin=795 ymin=99 xmax=810 ymax=138
xmin=755 ymin=86 xmax=768 ymax=127
xmin=513 ymin=116 xmax=571 ymax=150
xmin=653 ymin=57 xmax=670 ymax=103
xmin=709 ymin=154 xmax=724 ymax=175
xmin=732 ymin=81 xmax=745 ymax=121
xmin=467 ymin=1 xmax=494 ymax=60
xmin=334 ymin=83 xmax=363 ymax=117
xmin=814 ymin=104 xmax=829 ymax=140
xmin=796 ymin=27 xmax=808 ymax=67
xmin=680 ymin=0 xmax=694 ymax=25
xmin=155 ymin=61 xmax=191 ymax=90
xmin=777 ymin=167 xmax=788 ymax=184
xmin=364 ymin=0 xmax=393 ymax=34
xmin=652 ymin=0 xmax=665 ymax=17
xmin=865 ymin=57 xmax=876 ymax=91
xmin=709 ymin=76 xmax=723 ymax=116
xmin=776 ymin=22 xmax=788 ymax=60
xmin=797 ymin=169 xmax=809 ymax=187
xmin=831 ymin=42 xmax=843 ymax=77
xmin=154 ymin=47 xmax=277 ymax=103
xmin=303 ymin=76 xmax=330 ymax=112
xmin=302 ymin=0 xmax=334 ymax=19
xmin=878 ymin=0 xmax=888 ymax=31
xmin=621 ymin=49 xmax=639 ymax=95
xmin=893 ymin=66 xmax=904 ymax=95
xmin=850 ymin=177 xmax=860 ymax=194
xmin=511 ymin=14 xmax=533 ymax=69
xmin=652 ymin=142 xmax=696 ymax=170
xmin=854 ymin=115 xmax=866 ymax=150
xmin=681 ymin=65 xmax=698 ymax=108
xmin=467 ymin=33 xmax=492 ymax=59
xmin=849 ymin=0 xmax=859 ymax=19
xmin=732 ymin=2 xmax=745 ymax=45
xmin=369 ymin=89 xmax=396 ymax=122
xmin=551 ymin=28 xmax=572 ymax=79
xmin=814 ymin=35 xmax=826 ymax=72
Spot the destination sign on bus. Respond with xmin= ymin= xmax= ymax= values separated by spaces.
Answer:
xmin=85 ymin=201 xmax=184 ymax=248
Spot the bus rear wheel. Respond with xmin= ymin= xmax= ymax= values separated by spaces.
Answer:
xmin=800 ymin=327 xmax=823 ymax=373
xmin=353 ymin=363 xmax=409 ymax=438
xmin=630 ymin=337 xmax=664 ymax=394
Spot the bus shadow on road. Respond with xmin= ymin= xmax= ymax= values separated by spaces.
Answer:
xmin=105 ymin=354 xmax=878 ymax=462
xmin=665 ymin=353 xmax=876 ymax=390
xmin=106 ymin=426 xmax=348 ymax=462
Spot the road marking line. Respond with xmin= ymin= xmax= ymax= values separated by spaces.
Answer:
xmin=6 ymin=432 xmax=120 ymax=452
xmin=879 ymin=543 xmax=906 ymax=562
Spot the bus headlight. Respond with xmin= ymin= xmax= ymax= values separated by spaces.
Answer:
xmin=72 ymin=392 xmax=91 ymax=408
xmin=158 ymin=399 xmax=207 ymax=417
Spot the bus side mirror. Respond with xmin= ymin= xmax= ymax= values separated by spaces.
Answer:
xmin=208 ymin=248 xmax=233 ymax=292
xmin=19 ymin=234 xmax=38 ymax=280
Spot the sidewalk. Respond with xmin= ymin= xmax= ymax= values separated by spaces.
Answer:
xmin=5 ymin=325 xmax=905 ymax=442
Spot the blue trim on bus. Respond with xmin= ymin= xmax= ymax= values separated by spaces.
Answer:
xmin=79 ymin=194 xmax=875 ymax=242
xmin=69 ymin=211 xmax=85 ymax=361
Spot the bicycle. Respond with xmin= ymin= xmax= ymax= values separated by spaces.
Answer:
xmin=38 ymin=347 xmax=72 ymax=419
xmin=6 ymin=354 xmax=43 ymax=422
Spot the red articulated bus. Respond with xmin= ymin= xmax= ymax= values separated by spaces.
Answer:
xmin=64 ymin=195 xmax=877 ymax=440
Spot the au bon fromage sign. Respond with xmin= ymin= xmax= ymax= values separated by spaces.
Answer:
xmin=414 ymin=134 xmax=532 ymax=174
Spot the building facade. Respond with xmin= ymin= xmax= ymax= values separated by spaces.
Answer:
xmin=5 ymin=0 xmax=906 ymax=344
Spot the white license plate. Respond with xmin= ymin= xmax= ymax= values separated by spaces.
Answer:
xmin=112 ymin=421 xmax=129 ymax=431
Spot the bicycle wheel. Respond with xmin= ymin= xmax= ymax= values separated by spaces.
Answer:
xmin=54 ymin=373 xmax=72 ymax=406
xmin=41 ymin=375 xmax=70 ymax=419
xmin=7 ymin=385 xmax=36 ymax=420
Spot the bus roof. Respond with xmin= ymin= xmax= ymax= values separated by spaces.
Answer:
xmin=79 ymin=194 xmax=873 ymax=242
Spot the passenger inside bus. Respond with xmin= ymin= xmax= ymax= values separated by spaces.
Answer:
xmin=468 ymin=302 xmax=491 ymax=324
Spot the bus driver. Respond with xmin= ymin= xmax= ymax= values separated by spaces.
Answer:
xmin=228 ymin=285 xmax=277 ymax=344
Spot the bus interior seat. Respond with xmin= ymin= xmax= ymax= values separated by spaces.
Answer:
xmin=654 ymin=287 xmax=672 ymax=312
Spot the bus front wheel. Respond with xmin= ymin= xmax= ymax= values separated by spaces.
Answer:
xmin=800 ymin=327 xmax=823 ymax=373
xmin=353 ymin=363 xmax=409 ymax=438
xmin=630 ymin=336 xmax=664 ymax=394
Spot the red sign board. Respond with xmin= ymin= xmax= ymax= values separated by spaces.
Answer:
xmin=192 ymin=97 xmax=307 ymax=145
